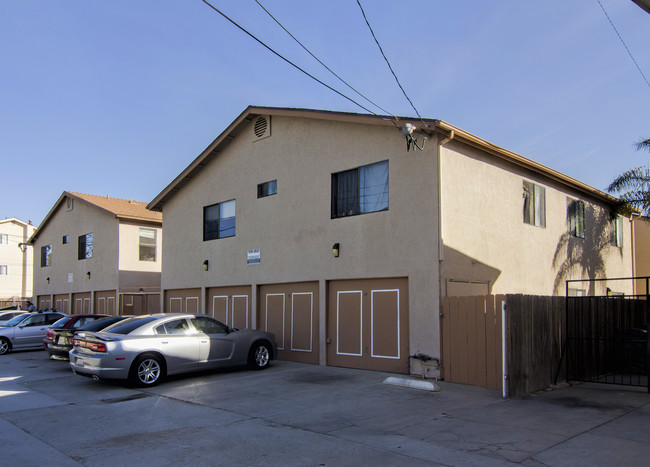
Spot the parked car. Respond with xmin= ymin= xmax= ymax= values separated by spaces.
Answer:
xmin=43 ymin=314 xmax=110 ymax=352
xmin=0 ymin=310 xmax=27 ymax=325
xmin=70 ymin=313 xmax=277 ymax=386
xmin=48 ymin=316 xmax=130 ymax=361
xmin=0 ymin=312 xmax=66 ymax=355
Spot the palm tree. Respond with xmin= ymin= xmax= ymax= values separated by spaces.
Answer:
xmin=607 ymin=138 xmax=650 ymax=216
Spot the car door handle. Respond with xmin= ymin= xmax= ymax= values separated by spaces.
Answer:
xmin=161 ymin=340 xmax=168 ymax=344
xmin=200 ymin=340 xmax=208 ymax=344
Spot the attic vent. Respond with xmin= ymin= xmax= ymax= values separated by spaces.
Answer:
xmin=65 ymin=198 xmax=74 ymax=211
xmin=252 ymin=116 xmax=271 ymax=141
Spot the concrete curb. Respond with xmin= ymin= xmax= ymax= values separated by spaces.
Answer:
xmin=383 ymin=376 xmax=440 ymax=392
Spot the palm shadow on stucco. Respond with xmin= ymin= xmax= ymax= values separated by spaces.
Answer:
xmin=552 ymin=205 xmax=621 ymax=295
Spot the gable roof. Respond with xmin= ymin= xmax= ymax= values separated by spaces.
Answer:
xmin=0 ymin=218 xmax=36 ymax=229
xmin=29 ymin=191 xmax=162 ymax=243
xmin=147 ymin=105 xmax=619 ymax=212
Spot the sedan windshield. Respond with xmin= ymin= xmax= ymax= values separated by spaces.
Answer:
xmin=50 ymin=317 xmax=72 ymax=329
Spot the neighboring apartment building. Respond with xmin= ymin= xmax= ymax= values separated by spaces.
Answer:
xmin=147 ymin=106 xmax=632 ymax=376
xmin=0 ymin=218 xmax=36 ymax=305
xmin=29 ymin=192 xmax=163 ymax=314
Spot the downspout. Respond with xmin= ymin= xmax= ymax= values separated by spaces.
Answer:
xmin=438 ymin=129 xmax=454 ymax=262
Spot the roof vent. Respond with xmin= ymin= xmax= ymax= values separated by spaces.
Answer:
xmin=252 ymin=116 xmax=271 ymax=141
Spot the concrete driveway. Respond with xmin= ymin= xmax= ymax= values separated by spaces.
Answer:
xmin=1 ymin=350 xmax=649 ymax=466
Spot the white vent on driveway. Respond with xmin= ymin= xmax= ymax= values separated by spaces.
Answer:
xmin=252 ymin=116 xmax=271 ymax=141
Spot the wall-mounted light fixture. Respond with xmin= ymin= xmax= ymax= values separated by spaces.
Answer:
xmin=86 ymin=271 xmax=91 ymax=279
xmin=332 ymin=243 xmax=340 ymax=258
xmin=46 ymin=277 xmax=50 ymax=284
xmin=203 ymin=260 xmax=209 ymax=271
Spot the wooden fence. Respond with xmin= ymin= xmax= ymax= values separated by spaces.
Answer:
xmin=441 ymin=294 xmax=566 ymax=397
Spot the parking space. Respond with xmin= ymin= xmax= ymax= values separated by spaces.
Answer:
xmin=1 ymin=350 xmax=649 ymax=466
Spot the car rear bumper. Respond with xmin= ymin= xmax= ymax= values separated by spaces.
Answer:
xmin=69 ymin=350 xmax=130 ymax=380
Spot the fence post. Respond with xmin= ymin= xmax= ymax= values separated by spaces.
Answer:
xmin=502 ymin=299 xmax=508 ymax=399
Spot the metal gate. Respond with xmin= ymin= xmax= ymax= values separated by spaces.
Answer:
xmin=562 ymin=278 xmax=649 ymax=392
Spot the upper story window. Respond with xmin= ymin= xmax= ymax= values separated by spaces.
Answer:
xmin=610 ymin=216 xmax=623 ymax=248
xmin=523 ymin=180 xmax=546 ymax=228
xmin=41 ymin=245 xmax=52 ymax=267
xmin=567 ymin=199 xmax=585 ymax=238
xmin=78 ymin=233 xmax=93 ymax=260
xmin=257 ymin=180 xmax=277 ymax=198
xmin=0 ymin=265 xmax=7 ymax=275
xmin=62 ymin=235 xmax=70 ymax=244
xmin=139 ymin=228 xmax=157 ymax=262
xmin=204 ymin=199 xmax=236 ymax=241
xmin=331 ymin=160 xmax=389 ymax=219
xmin=0 ymin=234 xmax=8 ymax=245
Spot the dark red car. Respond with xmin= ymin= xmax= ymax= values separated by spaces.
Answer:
xmin=43 ymin=314 xmax=110 ymax=358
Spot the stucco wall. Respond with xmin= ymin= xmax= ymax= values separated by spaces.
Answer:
xmin=161 ymin=115 xmax=441 ymax=361
xmin=632 ymin=216 xmax=650 ymax=295
xmin=118 ymin=221 xmax=162 ymax=273
xmin=32 ymin=198 xmax=119 ymax=299
xmin=440 ymin=141 xmax=632 ymax=296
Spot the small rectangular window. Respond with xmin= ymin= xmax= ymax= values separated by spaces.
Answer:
xmin=204 ymin=200 xmax=236 ymax=241
xmin=523 ymin=181 xmax=546 ymax=228
xmin=0 ymin=234 xmax=8 ymax=245
xmin=62 ymin=235 xmax=69 ymax=244
xmin=0 ymin=265 xmax=7 ymax=275
xmin=139 ymin=228 xmax=157 ymax=261
xmin=257 ymin=180 xmax=277 ymax=198
xmin=78 ymin=233 xmax=93 ymax=260
xmin=41 ymin=245 xmax=52 ymax=267
xmin=332 ymin=160 xmax=389 ymax=218
xmin=567 ymin=199 xmax=585 ymax=238
xmin=610 ymin=216 xmax=623 ymax=248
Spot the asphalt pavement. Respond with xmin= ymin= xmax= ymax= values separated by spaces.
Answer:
xmin=1 ymin=350 xmax=649 ymax=466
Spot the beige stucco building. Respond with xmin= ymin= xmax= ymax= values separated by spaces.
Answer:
xmin=29 ymin=192 xmax=163 ymax=314
xmin=631 ymin=215 xmax=650 ymax=295
xmin=0 ymin=218 xmax=36 ymax=305
xmin=148 ymin=106 xmax=633 ymax=376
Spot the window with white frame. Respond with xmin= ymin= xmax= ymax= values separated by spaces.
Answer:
xmin=0 ymin=234 xmax=8 ymax=245
xmin=331 ymin=160 xmax=389 ymax=218
xmin=523 ymin=180 xmax=546 ymax=227
xmin=0 ymin=265 xmax=7 ymax=275
xmin=41 ymin=245 xmax=52 ymax=267
xmin=204 ymin=200 xmax=236 ymax=240
xmin=610 ymin=216 xmax=623 ymax=248
xmin=567 ymin=199 xmax=585 ymax=238
xmin=139 ymin=228 xmax=157 ymax=261
xmin=78 ymin=233 xmax=93 ymax=260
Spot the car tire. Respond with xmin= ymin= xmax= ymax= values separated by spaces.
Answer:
xmin=128 ymin=354 xmax=165 ymax=387
xmin=248 ymin=341 xmax=271 ymax=370
xmin=0 ymin=337 xmax=10 ymax=355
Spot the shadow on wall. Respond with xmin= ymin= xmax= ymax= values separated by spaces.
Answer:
xmin=552 ymin=204 xmax=621 ymax=295
xmin=441 ymin=245 xmax=502 ymax=296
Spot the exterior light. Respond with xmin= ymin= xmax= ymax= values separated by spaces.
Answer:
xmin=46 ymin=277 xmax=50 ymax=284
xmin=203 ymin=260 xmax=209 ymax=271
xmin=86 ymin=271 xmax=91 ymax=279
xmin=332 ymin=243 xmax=340 ymax=258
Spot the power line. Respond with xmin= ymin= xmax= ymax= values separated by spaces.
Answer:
xmin=253 ymin=0 xmax=396 ymax=118
xmin=597 ymin=0 xmax=650 ymax=90
xmin=356 ymin=0 xmax=426 ymax=124
xmin=200 ymin=0 xmax=384 ymax=117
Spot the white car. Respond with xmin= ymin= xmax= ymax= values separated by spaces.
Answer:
xmin=0 ymin=310 xmax=27 ymax=325
xmin=0 ymin=312 xmax=65 ymax=355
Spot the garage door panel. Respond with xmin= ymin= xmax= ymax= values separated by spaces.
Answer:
xmin=337 ymin=291 xmax=363 ymax=356
xmin=291 ymin=293 xmax=313 ymax=352
xmin=212 ymin=296 xmax=228 ymax=323
xmin=232 ymin=296 xmax=249 ymax=329
xmin=371 ymin=289 xmax=400 ymax=359
xmin=266 ymin=294 xmax=285 ymax=351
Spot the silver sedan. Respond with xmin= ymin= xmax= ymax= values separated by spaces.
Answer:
xmin=69 ymin=313 xmax=277 ymax=386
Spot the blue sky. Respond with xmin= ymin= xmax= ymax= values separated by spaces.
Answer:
xmin=2 ymin=1 xmax=648 ymax=226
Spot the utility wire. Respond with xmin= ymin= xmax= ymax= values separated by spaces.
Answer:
xmin=356 ymin=0 xmax=426 ymax=124
xmin=200 ymin=0 xmax=383 ymax=117
xmin=597 ymin=0 xmax=650 ymax=90
xmin=253 ymin=0 xmax=396 ymax=119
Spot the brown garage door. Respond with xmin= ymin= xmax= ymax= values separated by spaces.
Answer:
xmin=328 ymin=278 xmax=409 ymax=374
xmin=37 ymin=295 xmax=51 ymax=310
xmin=72 ymin=293 xmax=91 ymax=314
xmin=165 ymin=288 xmax=201 ymax=314
xmin=95 ymin=291 xmax=116 ymax=316
xmin=259 ymin=282 xmax=319 ymax=364
xmin=54 ymin=294 xmax=70 ymax=314
xmin=207 ymin=286 xmax=251 ymax=329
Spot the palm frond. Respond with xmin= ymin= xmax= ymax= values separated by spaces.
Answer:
xmin=635 ymin=137 xmax=650 ymax=152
